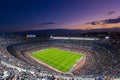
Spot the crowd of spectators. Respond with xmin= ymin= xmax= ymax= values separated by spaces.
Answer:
xmin=51 ymin=39 xmax=119 ymax=78
xmin=0 ymin=38 xmax=56 ymax=80
xmin=0 ymin=36 xmax=119 ymax=80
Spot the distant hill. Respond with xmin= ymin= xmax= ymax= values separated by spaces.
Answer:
xmin=86 ymin=27 xmax=120 ymax=32
xmin=10 ymin=29 xmax=84 ymax=35
xmin=0 ymin=28 xmax=120 ymax=36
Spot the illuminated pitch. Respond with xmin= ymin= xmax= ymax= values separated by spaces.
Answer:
xmin=30 ymin=48 xmax=83 ymax=72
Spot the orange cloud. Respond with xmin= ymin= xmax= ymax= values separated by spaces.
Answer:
xmin=69 ymin=23 xmax=120 ymax=30
xmin=69 ymin=16 xmax=120 ymax=30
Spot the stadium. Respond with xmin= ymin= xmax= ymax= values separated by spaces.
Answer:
xmin=0 ymin=0 xmax=120 ymax=80
xmin=0 ymin=33 xmax=120 ymax=80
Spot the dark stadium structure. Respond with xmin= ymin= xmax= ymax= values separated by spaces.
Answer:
xmin=0 ymin=32 xmax=120 ymax=79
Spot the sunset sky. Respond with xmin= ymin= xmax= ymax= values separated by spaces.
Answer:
xmin=0 ymin=0 xmax=120 ymax=32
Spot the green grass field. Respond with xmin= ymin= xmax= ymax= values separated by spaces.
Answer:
xmin=30 ymin=48 xmax=83 ymax=72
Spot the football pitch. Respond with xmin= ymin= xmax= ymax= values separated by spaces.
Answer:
xmin=30 ymin=48 xmax=83 ymax=72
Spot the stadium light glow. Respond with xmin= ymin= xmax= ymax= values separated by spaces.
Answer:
xmin=105 ymin=36 xmax=109 ymax=39
xmin=51 ymin=37 xmax=69 ymax=40
xmin=50 ymin=36 xmax=99 ymax=40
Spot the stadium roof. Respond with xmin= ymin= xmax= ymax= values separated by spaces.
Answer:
xmin=50 ymin=36 xmax=99 ymax=40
